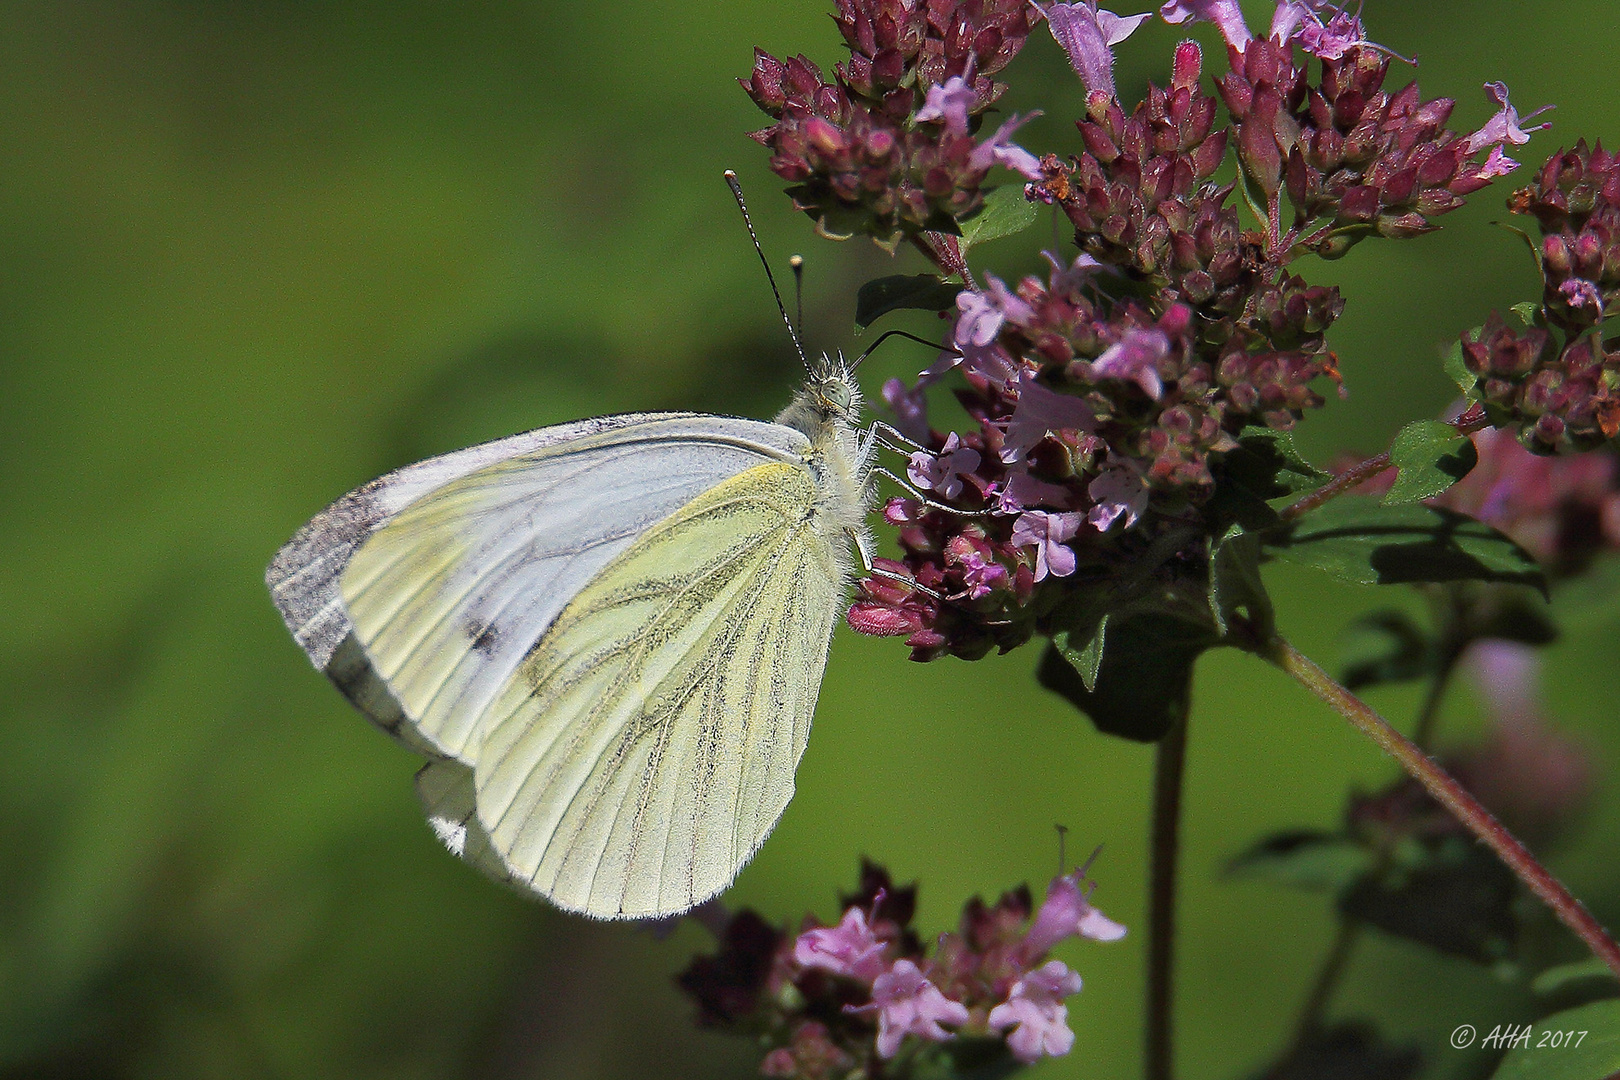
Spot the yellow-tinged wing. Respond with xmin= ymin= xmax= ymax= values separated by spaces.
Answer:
xmin=415 ymin=759 xmax=521 ymax=888
xmin=474 ymin=461 xmax=844 ymax=919
xmin=320 ymin=416 xmax=809 ymax=761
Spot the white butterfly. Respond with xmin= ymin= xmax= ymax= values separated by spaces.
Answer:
xmin=267 ymin=353 xmax=876 ymax=919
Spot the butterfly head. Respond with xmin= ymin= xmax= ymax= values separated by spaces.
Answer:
xmin=805 ymin=352 xmax=862 ymax=424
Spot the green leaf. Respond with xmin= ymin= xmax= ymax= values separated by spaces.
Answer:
xmin=1206 ymin=426 xmax=1330 ymax=532
xmin=1443 ymin=340 xmax=1478 ymax=395
xmin=1238 ymin=426 xmax=1330 ymax=493
xmin=1510 ymin=300 xmax=1541 ymax=325
xmin=1339 ymin=610 xmax=1433 ymax=691
xmin=1051 ymin=613 xmax=1108 ymax=692
xmin=1382 ymin=420 xmax=1478 ymax=505
xmin=1265 ymin=496 xmax=1546 ymax=592
xmin=1226 ymin=830 xmax=1374 ymax=892
xmin=1037 ymin=613 xmax=1217 ymax=742
xmin=1340 ymin=839 xmax=1518 ymax=964
xmin=854 ymin=274 xmax=964 ymax=329
xmin=1532 ymin=959 xmax=1620 ymax=998
xmin=1211 ymin=526 xmax=1275 ymax=642
xmin=1490 ymin=999 xmax=1620 ymax=1080
xmin=957 ymin=184 xmax=1037 ymax=257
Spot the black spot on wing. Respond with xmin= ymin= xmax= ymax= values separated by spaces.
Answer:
xmin=466 ymin=617 xmax=501 ymax=655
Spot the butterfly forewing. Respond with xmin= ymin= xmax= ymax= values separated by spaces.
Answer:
xmin=270 ymin=414 xmax=687 ymax=670
xmin=328 ymin=417 xmax=811 ymax=762
xmin=474 ymin=461 xmax=843 ymax=918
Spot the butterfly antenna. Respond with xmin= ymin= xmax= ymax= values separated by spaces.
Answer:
xmin=790 ymin=253 xmax=805 ymax=338
xmin=725 ymin=170 xmax=808 ymax=370
xmin=851 ymin=328 xmax=948 ymax=373
xmin=1055 ymin=823 xmax=1069 ymax=876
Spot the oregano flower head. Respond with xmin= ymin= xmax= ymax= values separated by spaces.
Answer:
xmin=676 ymin=863 xmax=1124 ymax=1077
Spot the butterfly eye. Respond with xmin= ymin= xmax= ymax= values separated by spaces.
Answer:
xmin=818 ymin=380 xmax=854 ymax=416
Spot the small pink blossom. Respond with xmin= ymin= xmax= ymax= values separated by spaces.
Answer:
xmin=1160 ymin=0 xmax=1252 ymax=49
xmin=1012 ymin=510 xmax=1085 ymax=580
xmin=1087 ymin=463 xmax=1150 ymax=531
xmin=988 ymin=961 xmax=1085 ymax=1063
xmin=1267 ymin=0 xmax=1313 ymax=42
xmin=882 ymin=377 xmax=932 ymax=445
xmin=795 ymin=907 xmax=888 ymax=981
xmin=999 ymin=374 xmax=1098 ymax=464
xmin=935 ymin=278 xmax=1034 ymax=388
xmin=1463 ymin=81 xmax=1553 ymax=155
xmin=969 ymin=114 xmax=1046 ymax=180
xmin=954 ymin=547 xmax=1008 ymax=599
xmin=996 ymin=465 xmax=1079 ymax=514
xmin=847 ymin=959 xmax=970 ymax=1058
xmin=908 ymin=433 xmax=982 ymax=500
xmin=1089 ymin=326 xmax=1171 ymax=399
xmin=1035 ymin=1 xmax=1152 ymax=101
xmin=983 ymin=275 xmax=1036 ymax=326
xmin=1476 ymin=144 xmax=1521 ymax=180
xmin=1043 ymin=249 xmax=1107 ymax=294
xmin=1300 ymin=12 xmax=1364 ymax=58
xmin=916 ymin=74 xmax=976 ymax=136
xmin=924 ymin=341 xmax=1023 ymax=390
xmin=1273 ymin=2 xmax=1405 ymax=61
xmin=1021 ymin=871 xmax=1128 ymax=960
xmin=954 ymin=289 xmax=1006 ymax=350
xmin=1559 ymin=277 xmax=1604 ymax=314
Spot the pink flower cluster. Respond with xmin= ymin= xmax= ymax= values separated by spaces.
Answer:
xmin=836 ymin=3 xmax=1556 ymax=662
xmin=676 ymin=862 xmax=1126 ymax=1078
xmin=848 ymin=246 xmax=1334 ymax=659
xmin=1459 ymin=140 xmax=1620 ymax=452
xmin=741 ymin=0 xmax=1043 ymax=247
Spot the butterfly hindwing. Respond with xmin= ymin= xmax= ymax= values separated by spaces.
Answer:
xmin=473 ymin=460 xmax=844 ymax=918
xmin=415 ymin=759 xmax=521 ymax=888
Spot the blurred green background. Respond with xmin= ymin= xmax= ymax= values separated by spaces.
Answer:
xmin=3 ymin=1 xmax=1618 ymax=1077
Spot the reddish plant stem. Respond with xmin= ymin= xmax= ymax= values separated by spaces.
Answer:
xmin=1278 ymin=451 xmax=1390 ymax=523
xmin=1265 ymin=636 xmax=1620 ymax=979
xmin=1146 ymin=711 xmax=1189 ymax=1080
xmin=1278 ymin=407 xmax=1491 ymax=524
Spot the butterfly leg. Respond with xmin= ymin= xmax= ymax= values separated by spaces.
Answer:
xmin=865 ymin=419 xmax=928 ymax=454
xmin=846 ymin=527 xmax=945 ymax=600
xmin=868 ymin=466 xmax=997 ymax=518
